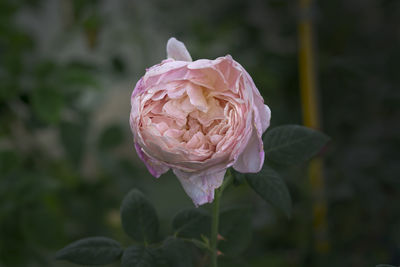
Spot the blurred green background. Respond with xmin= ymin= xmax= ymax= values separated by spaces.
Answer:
xmin=0 ymin=0 xmax=399 ymax=266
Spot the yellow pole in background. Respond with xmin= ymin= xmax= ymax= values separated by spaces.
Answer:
xmin=298 ymin=0 xmax=330 ymax=254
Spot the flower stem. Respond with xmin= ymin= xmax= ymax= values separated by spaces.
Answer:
xmin=210 ymin=169 xmax=233 ymax=267
xmin=210 ymin=187 xmax=221 ymax=267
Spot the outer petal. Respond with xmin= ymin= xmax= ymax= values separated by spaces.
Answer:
xmin=254 ymin=98 xmax=271 ymax=135
xmin=134 ymin=142 xmax=169 ymax=178
xmin=233 ymin=123 xmax=265 ymax=173
xmin=260 ymin=104 xmax=271 ymax=133
xmin=132 ymin=77 xmax=145 ymax=98
xmin=144 ymin=60 xmax=188 ymax=85
xmin=243 ymin=70 xmax=271 ymax=134
xmin=166 ymin=37 xmax=192 ymax=62
xmin=173 ymin=168 xmax=226 ymax=206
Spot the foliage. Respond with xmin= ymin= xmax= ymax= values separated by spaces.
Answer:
xmin=120 ymin=189 xmax=159 ymax=244
xmin=263 ymin=125 xmax=330 ymax=166
xmin=55 ymin=237 xmax=123 ymax=265
xmin=56 ymin=188 xmax=204 ymax=266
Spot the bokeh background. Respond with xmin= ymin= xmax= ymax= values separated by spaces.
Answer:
xmin=1 ymin=0 xmax=399 ymax=266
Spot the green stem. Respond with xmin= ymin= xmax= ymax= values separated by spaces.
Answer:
xmin=210 ymin=187 xmax=221 ymax=267
xmin=210 ymin=169 xmax=233 ymax=267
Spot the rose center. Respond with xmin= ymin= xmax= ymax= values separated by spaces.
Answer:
xmin=140 ymin=86 xmax=235 ymax=154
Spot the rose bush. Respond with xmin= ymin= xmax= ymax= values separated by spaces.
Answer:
xmin=130 ymin=38 xmax=271 ymax=206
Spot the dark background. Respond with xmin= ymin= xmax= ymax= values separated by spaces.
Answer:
xmin=0 ymin=0 xmax=399 ymax=266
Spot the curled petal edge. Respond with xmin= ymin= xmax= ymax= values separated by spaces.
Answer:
xmin=134 ymin=142 xmax=169 ymax=178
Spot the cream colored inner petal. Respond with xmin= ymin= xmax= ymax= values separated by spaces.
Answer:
xmin=186 ymin=83 xmax=208 ymax=112
xmin=139 ymin=81 xmax=248 ymax=162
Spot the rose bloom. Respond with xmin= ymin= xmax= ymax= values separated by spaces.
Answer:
xmin=130 ymin=38 xmax=271 ymax=206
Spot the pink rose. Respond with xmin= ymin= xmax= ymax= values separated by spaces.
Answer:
xmin=130 ymin=38 xmax=271 ymax=206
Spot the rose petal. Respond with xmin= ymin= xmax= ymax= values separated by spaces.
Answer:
xmin=233 ymin=123 xmax=264 ymax=173
xmin=260 ymin=104 xmax=271 ymax=133
xmin=186 ymin=83 xmax=208 ymax=112
xmin=173 ymin=168 xmax=226 ymax=206
xmin=144 ymin=63 xmax=189 ymax=87
xmin=254 ymin=100 xmax=271 ymax=135
xmin=166 ymin=37 xmax=193 ymax=62
xmin=214 ymin=55 xmax=243 ymax=92
xmin=132 ymin=78 xmax=145 ymax=98
xmin=241 ymin=71 xmax=271 ymax=134
xmin=135 ymin=142 xmax=169 ymax=178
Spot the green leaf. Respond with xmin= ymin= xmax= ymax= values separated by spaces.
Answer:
xmin=32 ymin=87 xmax=64 ymax=124
xmin=376 ymin=265 xmax=397 ymax=267
xmin=219 ymin=206 xmax=252 ymax=256
xmin=263 ymin=125 xmax=330 ymax=165
xmin=121 ymin=245 xmax=164 ymax=267
xmin=246 ymin=166 xmax=292 ymax=218
xmin=172 ymin=208 xmax=211 ymax=239
xmin=55 ymin=237 xmax=122 ymax=265
xmin=161 ymin=237 xmax=193 ymax=267
xmin=120 ymin=189 xmax=159 ymax=243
